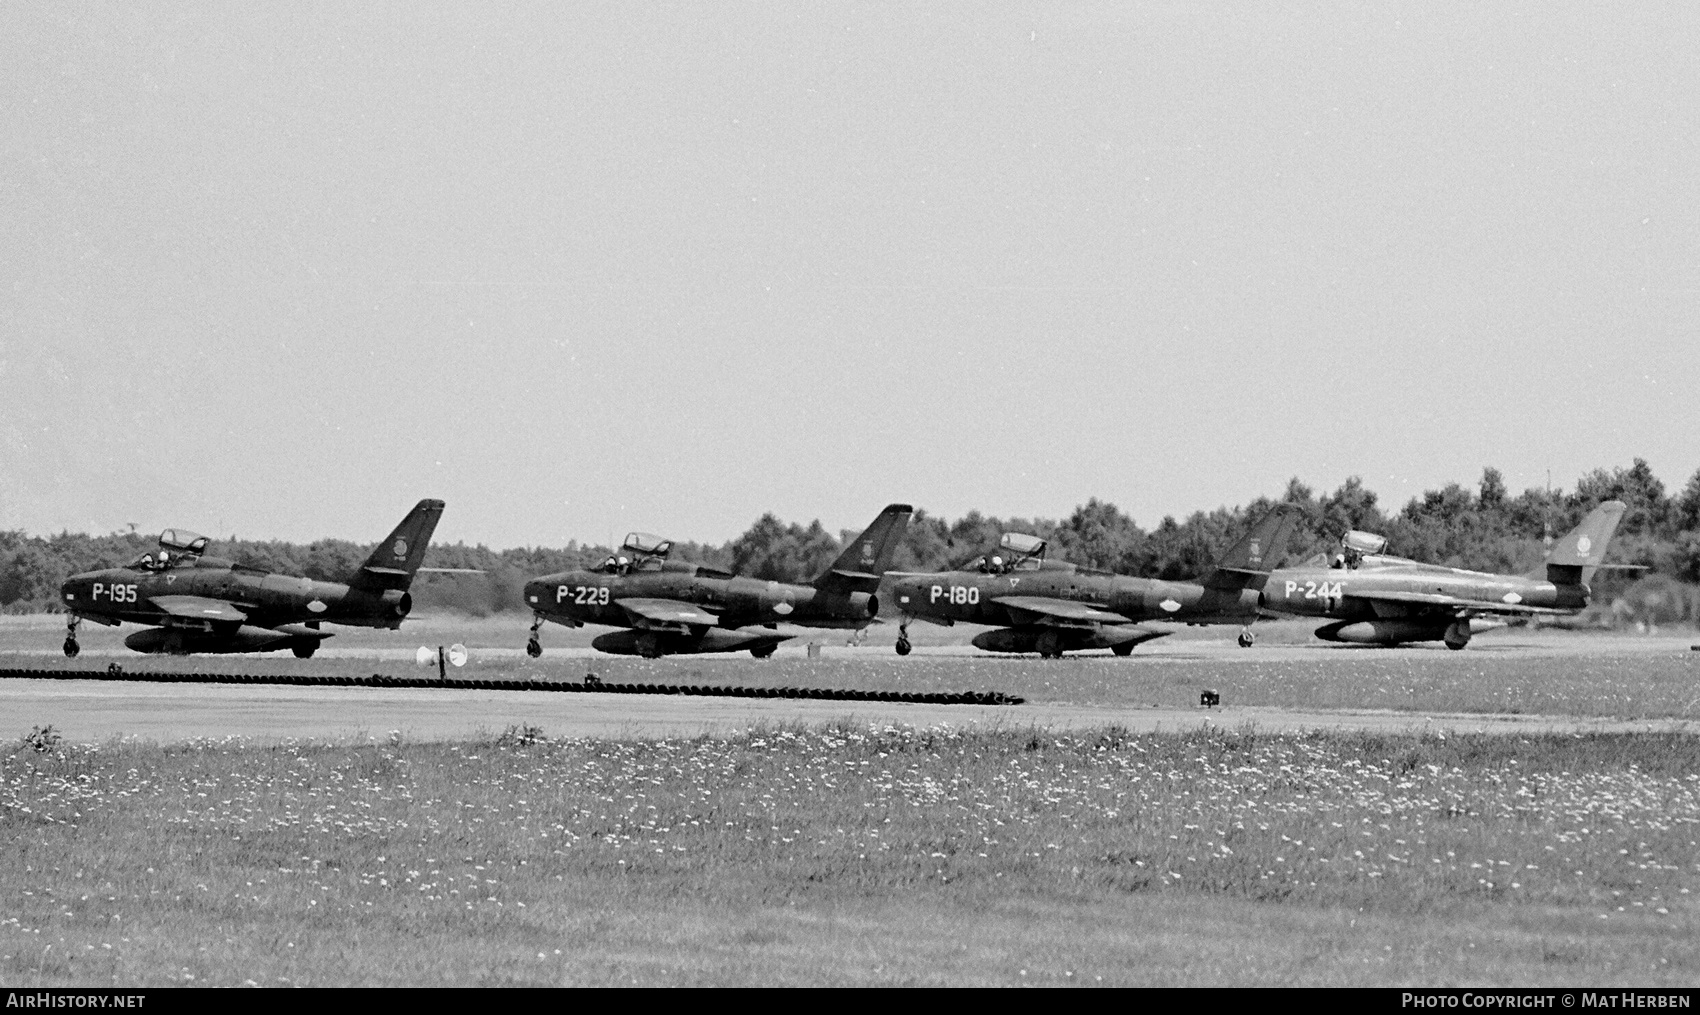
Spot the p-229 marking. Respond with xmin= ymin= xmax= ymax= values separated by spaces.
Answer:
xmin=558 ymin=585 xmax=611 ymax=605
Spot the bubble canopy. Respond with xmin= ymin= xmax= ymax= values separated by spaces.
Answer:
xmin=158 ymin=529 xmax=210 ymax=555
xmin=998 ymin=532 xmax=1047 ymax=558
xmin=1341 ymin=530 xmax=1388 ymax=556
xmin=620 ymin=533 xmax=673 ymax=557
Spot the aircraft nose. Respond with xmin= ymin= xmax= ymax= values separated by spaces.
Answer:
xmin=523 ymin=579 xmax=548 ymax=608
xmin=59 ymin=574 xmax=94 ymax=607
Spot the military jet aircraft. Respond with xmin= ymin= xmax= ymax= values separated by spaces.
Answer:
xmin=522 ymin=504 xmax=912 ymax=658
xmin=59 ymin=499 xmax=446 ymax=657
xmin=1259 ymin=499 xmax=1627 ymax=649
xmin=885 ymin=504 xmax=1298 ymax=657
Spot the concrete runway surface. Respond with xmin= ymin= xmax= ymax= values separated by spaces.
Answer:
xmin=2 ymin=676 xmax=1694 ymax=744
xmin=4 ymin=620 xmax=1696 ymax=743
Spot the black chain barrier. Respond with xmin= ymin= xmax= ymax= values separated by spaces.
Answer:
xmin=0 ymin=668 xmax=1023 ymax=706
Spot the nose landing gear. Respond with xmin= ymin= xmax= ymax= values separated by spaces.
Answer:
xmin=63 ymin=615 xmax=81 ymax=658
xmin=525 ymin=614 xmax=544 ymax=658
xmin=895 ymin=619 xmax=912 ymax=656
xmin=1237 ymin=627 xmax=1255 ymax=649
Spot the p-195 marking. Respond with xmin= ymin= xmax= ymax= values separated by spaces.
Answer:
xmin=92 ymin=583 xmax=139 ymax=603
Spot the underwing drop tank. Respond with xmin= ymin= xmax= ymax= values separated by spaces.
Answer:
xmin=1314 ymin=617 xmax=1505 ymax=650
xmin=971 ymin=625 xmax=1168 ymax=656
xmin=590 ymin=628 xmax=794 ymax=658
xmin=124 ymin=625 xmax=322 ymax=655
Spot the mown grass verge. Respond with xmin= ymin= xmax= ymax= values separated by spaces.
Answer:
xmin=2 ymin=724 xmax=1696 ymax=986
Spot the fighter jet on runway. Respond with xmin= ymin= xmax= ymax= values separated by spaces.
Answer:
xmin=522 ymin=504 xmax=912 ymax=658
xmin=885 ymin=504 xmax=1299 ymax=657
xmin=59 ymin=499 xmax=447 ymax=658
xmin=1259 ymin=499 xmax=1627 ymax=649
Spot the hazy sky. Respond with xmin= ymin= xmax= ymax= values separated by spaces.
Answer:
xmin=4 ymin=4 xmax=1697 ymax=549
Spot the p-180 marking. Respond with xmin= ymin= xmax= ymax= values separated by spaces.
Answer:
xmin=930 ymin=585 xmax=980 ymax=605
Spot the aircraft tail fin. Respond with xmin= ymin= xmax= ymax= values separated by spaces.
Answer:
xmin=814 ymin=504 xmax=913 ymax=593
xmin=1200 ymin=504 xmax=1299 ymax=590
xmin=349 ymin=499 xmax=446 ymax=591
xmin=1539 ymin=500 xmax=1627 ymax=586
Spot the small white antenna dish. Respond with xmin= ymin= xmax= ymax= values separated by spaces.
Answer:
xmin=447 ymin=643 xmax=468 ymax=668
xmin=415 ymin=646 xmax=434 ymax=667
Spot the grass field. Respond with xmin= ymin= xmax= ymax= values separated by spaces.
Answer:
xmin=3 ymin=724 xmax=1696 ymax=986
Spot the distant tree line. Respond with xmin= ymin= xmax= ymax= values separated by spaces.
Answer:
xmin=4 ymin=460 xmax=1699 ymax=622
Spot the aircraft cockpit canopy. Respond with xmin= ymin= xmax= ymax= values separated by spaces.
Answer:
xmin=158 ymin=529 xmax=210 ymax=557
xmin=1333 ymin=530 xmax=1389 ymax=569
xmin=1001 ymin=533 xmax=1048 ymax=571
xmin=973 ymin=533 xmax=1048 ymax=574
xmin=1341 ymin=531 xmax=1388 ymax=556
xmin=999 ymin=532 xmax=1047 ymax=559
xmin=621 ymin=532 xmax=673 ymax=558
xmin=120 ymin=530 xmax=210 ymax=570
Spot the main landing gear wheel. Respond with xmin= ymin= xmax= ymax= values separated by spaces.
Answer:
xmin=1237 ymin=628 xmax=1255 ymax=649
xmin=63 ymin=638 xmax=79 ymax=658
xmin=895 ymin=620 xmax=912 ymax=656
xmin=751 ymin=645 xmax=776 ymax=659
xmin=292 ymin=643 xmax=317 ymax=659
xmin=1111 ymin=642 xmax=1134 ymax=657
xmin=62 ymin=615 xmax=80 ymax=657
xmin=526 ymin=613 xmax=544 ymax=658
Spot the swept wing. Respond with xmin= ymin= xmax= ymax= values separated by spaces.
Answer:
xmin=1347 ymin=590 xmax=1572 ymax=617
xmin=616 ymin=598 xmax=721 ymax=629
xmin=149 ymin=595 xmax=249 ymax=624
xmin=992 ymin=595 xmax=1130 ymax=627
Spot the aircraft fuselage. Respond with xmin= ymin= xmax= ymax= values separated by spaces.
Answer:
xmin=1259 ymin=558 xmax=1586 ymax=621
xmin=61 ymin=557 xmax=412 ymax=655
xmin=889 ymin=561 xmax=1262 ymax=628
xmin=524 ymin=562 xmax=879 ymax=633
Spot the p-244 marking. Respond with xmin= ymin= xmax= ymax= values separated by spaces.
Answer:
xmin=1284 ymin=580 xmax=1344 ymax=600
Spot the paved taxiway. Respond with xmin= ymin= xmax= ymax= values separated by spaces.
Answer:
xmin=3 ymin=676 xmax=1694 ymax=744
xmin=5 ymin=625 xmax=1696 ymax=743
